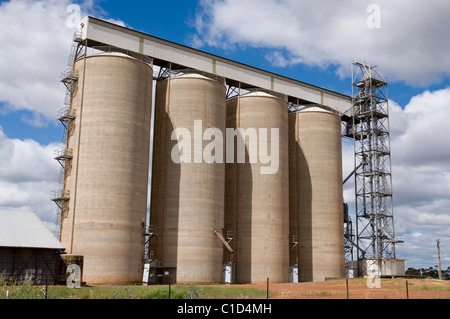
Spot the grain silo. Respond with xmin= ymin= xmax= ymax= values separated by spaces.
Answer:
xmin=289 ymin=106 xmax=345 ymax=282
xmin=59 ymin=52 xmax=153 ymax=285
xmin=225 ymin=91 xmax=289 ymax=284
xmin=149 ymin=72 xmax=226 ymax=284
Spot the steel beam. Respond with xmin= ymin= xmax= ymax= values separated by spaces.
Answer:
xmin=78 ymin=16 xmax=352 ymax=116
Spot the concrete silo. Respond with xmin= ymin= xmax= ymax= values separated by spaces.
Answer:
xmin=289 ymin=107 xmax=345 ymax=282
xmin=60 ymin=53 xmax=153 ymax=285
xmin=225 ymin=92 xmax=289 ymax=284
xmin=150 ymin=72 xmax=226 ymax=284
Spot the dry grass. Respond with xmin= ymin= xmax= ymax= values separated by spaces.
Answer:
xmin=1 ymin=275 xmax=449 ymax=299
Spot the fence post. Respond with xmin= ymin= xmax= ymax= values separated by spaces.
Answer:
xmin=406 ymin=280 xmax=409 ymax=299
xmin=346 ymin=278 xmax=349 ymax=299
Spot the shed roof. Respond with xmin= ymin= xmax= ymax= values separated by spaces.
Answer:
xmin=0 ymin=210 xmax=65 ymax=250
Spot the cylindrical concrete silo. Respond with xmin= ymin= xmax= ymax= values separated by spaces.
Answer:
xmin=150 ymin=72 xmax=226 ymax=284
xmin=289 ymin=107 xmax=344 ymax=282
xmin=60 ymin=53 xmax=153 ymax=285
xmin=225 ymin=91 xmax=289 ymax=284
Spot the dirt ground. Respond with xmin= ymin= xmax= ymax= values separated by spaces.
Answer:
xmin=240 ymin=277 xmax=450 ymax=299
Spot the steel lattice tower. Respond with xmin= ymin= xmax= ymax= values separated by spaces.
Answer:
xmin=350 ymin=61 xmax=400 ymax=275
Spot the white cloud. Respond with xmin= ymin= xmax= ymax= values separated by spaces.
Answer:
xmin=192 ymin=0 xmax=450 ymax=86
xmin=393 ymin=88 xmax=450 ymax=168
xmin=0 ymin=128 xmax=62 ymax=183
xmin=0 ymin=127 xmax=61 ymax=232
xmin=390 ymin=88 xmax=450 ymax=221
xmin=0 ymin=0 xmax=125 ymax=127
xmin=0 ymin=0 xmax=74 ymax=125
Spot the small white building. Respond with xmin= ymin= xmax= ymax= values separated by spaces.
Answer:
xmin=346 ymin=258 xmax=405 ymax=278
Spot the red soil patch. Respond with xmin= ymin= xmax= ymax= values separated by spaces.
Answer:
xmin=240 ymin=278 xmax=450 ymax=299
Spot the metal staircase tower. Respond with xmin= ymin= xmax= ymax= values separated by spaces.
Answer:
xmin=349 ymin=61 xmax=401 ymax=275
xmin=51 ymin=32 xmax=84 ymax=239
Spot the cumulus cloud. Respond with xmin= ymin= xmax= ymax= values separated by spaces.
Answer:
xmin=0 ymin=0 xmax=125 ymax=127
xmin=0 ymin=0 xmax=74 ymax=125
xmin=393 ymin=89 xmax=450 ymax=168
xmin=390 ymin=88 xmax=450 ymax=212
xmin=192 ymin=0 xmax=450 ymax=86
xmin=390 ymin=88 xmax=450 ymax=267
xmin=0 ymin=126 xmax=61 ymax=232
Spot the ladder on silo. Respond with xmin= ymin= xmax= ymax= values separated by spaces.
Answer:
xmin=67 ymin=31 xmax=84 ymax=66
xmin=51 ymin=31 xmax=83 ymax=239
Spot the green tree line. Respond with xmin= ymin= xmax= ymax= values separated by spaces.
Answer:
xmin=405 ymin=266 xmax=450 ymax=279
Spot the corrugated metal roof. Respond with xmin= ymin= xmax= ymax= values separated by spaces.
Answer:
xmin=0 ymin=210 xmax=65 ymax=250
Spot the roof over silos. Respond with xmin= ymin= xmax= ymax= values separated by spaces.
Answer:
xmin=0 ymin=210 xmax=65 ymax=250
xmin=78 ymin=16 xmax=353 ymax=118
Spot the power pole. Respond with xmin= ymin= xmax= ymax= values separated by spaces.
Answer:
xmin=437 ymin=239 xmax=442 ymax=280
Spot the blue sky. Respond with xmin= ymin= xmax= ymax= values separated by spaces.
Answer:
xmin=1 ymin=0 xmax=450 ymax=270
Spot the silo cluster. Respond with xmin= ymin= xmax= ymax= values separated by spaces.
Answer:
xmin=149 ymin=76 xmax=344 ymax=284
xmin=60 ymin=52 xmax=344 ymax=285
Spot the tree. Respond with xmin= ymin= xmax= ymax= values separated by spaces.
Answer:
xmin=405 ymin=267 xmax=421 ymax=276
